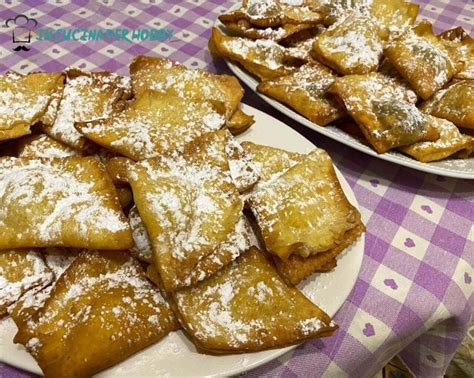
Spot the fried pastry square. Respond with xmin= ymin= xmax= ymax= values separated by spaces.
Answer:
xmin=76 ymin=90 xmax=225 ymax=160
xmin=242 ymin=142 xmax=364 ymax=284
xmin=13 ymin=250 xmax=178 ymax=378
xmin=311 ymin=13 xmax=388 ymax=75
xmin=321 ymin=0 xmax=372 ymax=25
xmin=439 ymin=27 xmax=474 ymax=80
xmin=210 ymin=28 xmax=302 ymax=80
xmin=219 ymin=0 xmax=322 ymax=28
xmin=171 ymin=246 xmax=337 ymax=353
xmin=116 ymin=130 xmax=249 ymax=292
xmin=130 ymin=56 xmax=243 ymax=119
xmin=271 ymin=222 xmax=365 ymax=285
xmin=223 ymin=20 xmax=314 ymax=42
xmin=43 ymin=71 xmax=131 ymax=150
xmin=227 ymin=108 xmax=255 ymax=135
xmin=15 ymin=134 xmax=81 ymax=158
xmin=8 ymin=248 xmax=79 ymax=329
xmin=248 ymin=149 xmax=362 ymax=259
xmin=329 ymin=73 xmax=439 ymax=153
xmin=0 ymin=156 xmax=132 ymax=249
xmin=241 ymin=141 xmax=303 ymax=185
xmin=0 ymin=72 xmax=64 ymax=141
xmin=384 ymin=21 xmax=463 ymax=100
xmin=399 ymin=116 xmax=474 ymax=162
xmin=369 ymin=0 xmax=418 ymax=38
xmin=420 ymin=80 xmax=474 ymax=130
xmin=257 ymin=62 xmax=344 ymax=125
xmin=0 ymin=249 xmax=53 ymax=317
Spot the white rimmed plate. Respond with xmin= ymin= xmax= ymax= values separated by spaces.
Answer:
xmin=0 ymin=104 xmax=365 ymax=377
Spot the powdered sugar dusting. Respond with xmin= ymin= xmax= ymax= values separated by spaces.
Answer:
xmin=0 ymin=158 xmax=129 ymax=245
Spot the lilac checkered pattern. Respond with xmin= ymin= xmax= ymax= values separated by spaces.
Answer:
xmin=0 ymin=1 xmax=472 ymax=377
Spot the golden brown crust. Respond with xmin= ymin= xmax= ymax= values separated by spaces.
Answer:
xmin=171 ymin=247 xmax=337 ymax=354
xmin=257 ymin=62 xmax=344 ymax=125
xmin=13 ymin=250 xmax=178 ymax=378
xmin=121 ymin=131 xmax=250 ymax=292
xmin=210 ymin=27 xmax=302 ymax=80
xmin=420 ymin=80 xmax=474 ymax=130
xmin=0 ymin=72 xmax=64 ymax=142
xmin=0 ymin=156 xmax=133 ymax=250
xmin=272 ymin=222 xmax=365 ymax=285
xmin=130 ymin=55 xmax=244 ymax=119
xmin=248 ymin=148 xmax=362 ymax=260
xmin=384 ymin=21 xmax=464 ymax=100
xmin=311 ymin=14 xmax=389 ymax=75
xmin=226 ymin=108 xmax=255 ymax=135
xmin=76 ymin=90 xmax=226 ymax=161
xmin=329 ymin=73 xmax=439 ymax=153
xmin=42 ymin=71 xmax=130 ymax=150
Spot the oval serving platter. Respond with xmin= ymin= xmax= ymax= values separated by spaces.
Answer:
xmin=0 ymin=104 xmax=365 ymax=377
xmin=214 ymin=14 xmax=474 ymax=180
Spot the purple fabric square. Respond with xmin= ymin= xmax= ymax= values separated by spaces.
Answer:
xmin=414 ymin=262 xmax=451 ymax=301
xmin=374 ymin=198 xmax=408 ymax=225
xmin=430 ymin=225 xmax=466 ymax=257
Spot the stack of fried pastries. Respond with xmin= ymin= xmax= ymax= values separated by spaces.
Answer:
xmin=212 ymin=0 xmax=474 ymax=162
xmin=0 ymin=55 xmax=363 ymax=377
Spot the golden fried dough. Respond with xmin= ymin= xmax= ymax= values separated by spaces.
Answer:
xmin=329 ymin=73 xmax=439 ymax=153
xmin=257 ymin=62 xmax=344 ymax=125
xmin=0 ymin=249 xmax=53 ymax=317
xmin=439 ymin=27 xmax=474 ymax=80
xmin=0 ymin=157 xmax=132 ymax=249
xmin=248 ymin=149 xmax=362 ymax=259
xmin=272 ymin=222 xmax=365 ymax=285
xmin=219 ymin=0 xmax=322 ymax=28
xmin=76 ymin=90 xmax=226 ymax=160
xmin=420 ymin=80 xmax=474 ymax=130
xmin=0 ymin=72 xmax=64 ymax=141
xmin=210 ymin=27 xmax=302 ymax=80
xmin=384 ymin=21 xmax=463 ymax=100
xmin=42 ymin=71 xmax=131 ymax=150
xmin=130 ymin=56 xmax=243 ymax=119
xmin=369 ymin=0 xmax=418 ymax=38
xmin=171 ymin=247 xmax=337 ymax=354
xmin=117 ymin=130 xmax=249 ymax=292
xmin=311 ymin=14 xmax=389 ymax=75
xmin=241 ymin=141 xmax=303 ymax=184
xmin=15 ymin=133 xmax=81 ymax=158
xmin=223 ymin=19 xmax=314 ymax=42
xmin=13 ymin=250 xmax=178 ymax=378
xmin=227 ymin=108 xmax=255 ymax=135
xmin=399 ymin=116 xmax=474 ymax=162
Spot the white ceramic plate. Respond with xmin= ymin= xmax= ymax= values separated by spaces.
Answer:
xmin=214 ymin=17 xmax=474 ymax=179
xmin=0 ymin=104 xmax=365 ymax=377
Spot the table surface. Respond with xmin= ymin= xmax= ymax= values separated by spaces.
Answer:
xmin=0 ymin=1 xmax=472 ymax=377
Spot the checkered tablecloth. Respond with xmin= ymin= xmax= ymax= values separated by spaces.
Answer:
xmin=0 ymin=1 xmax=472 ymax=377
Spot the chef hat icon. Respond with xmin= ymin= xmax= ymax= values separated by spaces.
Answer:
xmin=5 ymin=14 xmax=38 ymax=43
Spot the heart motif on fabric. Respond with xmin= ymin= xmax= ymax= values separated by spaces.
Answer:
xmin=426 ymin=354 xmax=437 ymax=363
xmin=404 ymin=238 xmax=415 ymax=248
xmin=370 ymin=179 xmax=379 ymax=188
xmin=384 ymin=279 xmax=398 ymax=290
xmin=363 ymin=323 xmax=375 ymax=337
xmin=465 ymin=272 xmax=472 ymax=284
xmin=421 ymin=205 xmax=433 ymax=214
